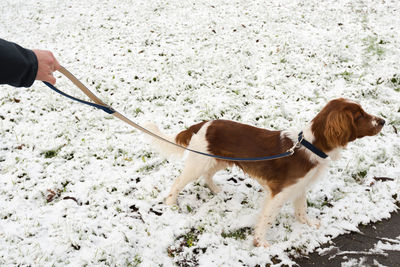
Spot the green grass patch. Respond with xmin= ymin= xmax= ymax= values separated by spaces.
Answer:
xmin=221 ymin=227 xmax=253 ymax=240
xmin=337 ymin=70 xmax=354 ymax=82
xmin=41 ymin=145 xmax=64 ymax=158
xmin=167 ymin=227 xmax=207 ymax=266
xmin=389 ymin=74 xmax=400 ymax=92
xmin=352 ymin=170 xmax=368 ymax=183
xmin=364 ymin=36 xmax=385 ymax=57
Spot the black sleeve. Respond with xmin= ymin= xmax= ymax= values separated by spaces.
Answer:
xmin=0 ymin=38 xmax=38 ymax=87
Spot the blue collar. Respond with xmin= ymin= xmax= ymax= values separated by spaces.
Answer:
xmin=298 ymin=132 xmax=328 ymax=159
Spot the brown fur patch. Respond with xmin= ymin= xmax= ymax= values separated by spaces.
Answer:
xmin=206 ymin=120 xmax=317 ymax=196
xmin=175 ymin=121 xmax=208 ymax=147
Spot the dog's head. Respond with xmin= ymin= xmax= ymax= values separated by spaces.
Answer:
xmin=312 ymin=98 xmax=385 ymax=150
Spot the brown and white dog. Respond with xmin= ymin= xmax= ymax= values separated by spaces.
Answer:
xmin=145 ymin=98 xmax=385 ymax=247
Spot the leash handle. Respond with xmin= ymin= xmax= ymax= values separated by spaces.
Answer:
xmin=43 ymin=67 xmax=297 ymax=162
xmin=44 ymin=66 xmax=115 ymax=113
xmin=43 ymin=81 xmax=115 ymax=114
xmin=58 ymin=66 xmax=109 ymax=107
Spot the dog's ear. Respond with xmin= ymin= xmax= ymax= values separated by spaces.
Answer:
xmin=324 ymin=110 xmax=357 ymax=147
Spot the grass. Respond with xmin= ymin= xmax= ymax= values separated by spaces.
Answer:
xmin=389 ymin=74 xmax=400 ymax=92
xmin=136 ymin=160 xmax=167 ymax=173
xmin=41 ymin=145 xmax=65 ymax=158
xmin=364 ymin=36 xmax=386 ymax=57
xmin=43 ymin=150 xmax=57 ymax=158
xmin=352 ymin=170 xmax=368 ymax=183
xmin=167 ymin=227 xmax=207 ymax=266
xmin=221 ymin=227 xmax=253 ymax=240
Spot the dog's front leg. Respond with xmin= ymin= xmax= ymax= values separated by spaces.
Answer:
xmin=253 ymin=191 xmax=288 ymax=247
xmin=293 ymin=192 xmax=321 ymax=228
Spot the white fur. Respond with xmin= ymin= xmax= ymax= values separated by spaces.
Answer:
xmin=145 ymin=122 xmax=227 ymax=205
xmin=253 ymin=163 xmax=326 ymax=247
xmin=162 ymin=122 xmax=227 ymax=204
xmin=372 ymin=117 xmax=378 ymax=127
xmin=143 ymin=122 xmax=186 ymax=159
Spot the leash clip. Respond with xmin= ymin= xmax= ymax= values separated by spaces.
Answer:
xmin=288 ymin=134 xmax=303 ymax=155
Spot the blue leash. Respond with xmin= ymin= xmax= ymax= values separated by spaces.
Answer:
xmin=43 ymin=66 xmax=327 ymax=161
xmin=43 ymin=81 xmax=115 ymax=114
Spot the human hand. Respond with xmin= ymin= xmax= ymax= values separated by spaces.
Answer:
xmin=33 ymin=50 xmax=61 ymax=85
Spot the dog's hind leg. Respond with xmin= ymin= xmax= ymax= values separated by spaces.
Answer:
xmin=205 ymin=170 xmax=221 ymax=194
xmin=204 ymin=162 xmax=227 ymax=194
xmin=165 ymin=154 xmax=216 ymax=206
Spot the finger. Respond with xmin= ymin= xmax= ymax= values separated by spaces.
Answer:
xmin=47 ymin=75 xmax=57 ymax=85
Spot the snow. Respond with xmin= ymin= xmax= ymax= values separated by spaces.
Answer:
xmin=316 ymin=235 xmax=400 ymax=266
xmin=1 ymin=0 xmax=399 ymax=266
xmin=373 ymin=236 xmax=400 ymax=253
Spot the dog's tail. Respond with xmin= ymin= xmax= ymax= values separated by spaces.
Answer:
xmin=144 ymin=121 xmax=208 ymax=159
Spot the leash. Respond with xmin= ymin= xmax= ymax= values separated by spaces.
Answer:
xmin=42 ymin=66 xmax=315 ymax=162
xmin=297 ymin=132 xmax=328 ymax=159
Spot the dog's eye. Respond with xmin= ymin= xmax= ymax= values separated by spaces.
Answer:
xmin=355 ymin=113 xmax=363 ymax=121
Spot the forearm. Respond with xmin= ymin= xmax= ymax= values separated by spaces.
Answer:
xmin=0 ymin=38 xmax=38 ymax=87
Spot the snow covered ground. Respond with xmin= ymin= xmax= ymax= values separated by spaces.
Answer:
xmin=1 ymin=0 xmax=399 ymax=266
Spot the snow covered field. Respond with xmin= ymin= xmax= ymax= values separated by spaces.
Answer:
xmin=1 ymin=0 xmax=399 ymax=266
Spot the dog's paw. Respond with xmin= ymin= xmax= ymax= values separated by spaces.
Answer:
xmin=307 ymin=218 xmax=321 ymax=229
xmin=297 ymin=216 xmax=321 ymax=229
xmin=208 ymin=185 xmax=221 ymax=194
xmin=165 ymin=195 xmax=177 ymax=206
xmin=253 ymin=237 xmax=270 ymax=248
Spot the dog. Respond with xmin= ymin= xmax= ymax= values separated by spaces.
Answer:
xmin=145 ymin=98 xmax=385 ymax=247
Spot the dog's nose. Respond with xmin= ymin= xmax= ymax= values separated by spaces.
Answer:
xmin=378 ymin=118 xmax=385 ymax=126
